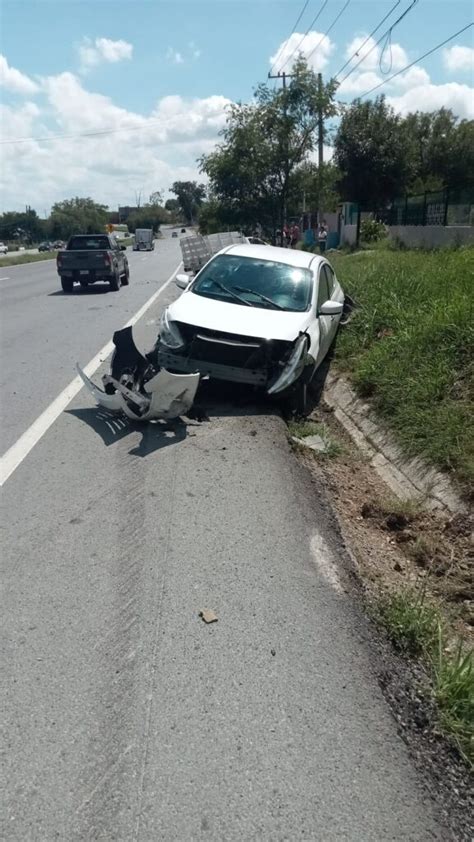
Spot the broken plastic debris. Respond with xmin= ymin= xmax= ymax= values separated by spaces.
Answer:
xmin=199 ymin=609 xmax=218 ymax=624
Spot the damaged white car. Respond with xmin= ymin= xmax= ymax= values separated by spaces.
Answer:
xmin=158 ymin=244 xmax=345 ymax=412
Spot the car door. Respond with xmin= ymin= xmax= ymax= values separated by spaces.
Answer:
xmin=321 ymin=263 xmax=344 ymax=350
xmin=315 ymin=264 xmax=332 ymax=363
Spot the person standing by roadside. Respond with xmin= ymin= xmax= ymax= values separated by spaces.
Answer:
xmin=318 ymin=222 xmax=328 ymax=254
xmin=290 ymin=222 xmax=300 ymax=249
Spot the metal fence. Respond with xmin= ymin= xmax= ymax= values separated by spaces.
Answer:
xmin=385 ymin=186 xmax=474 ymax=227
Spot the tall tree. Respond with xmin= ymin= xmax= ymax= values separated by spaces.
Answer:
xmin=148 ymin=190 xmax=163 ymax=206
xmin=49 ymin=197 xmax=108 ymax=239
xmin=334 ymin=96 xmax=413 ymax=210
xmin=169 ymin=181 xmax=206 ymax=224
xmin=200 ymin=58 xmax=338 ymax=236
xmin=403 ymin=109 xmax=474 ymax=192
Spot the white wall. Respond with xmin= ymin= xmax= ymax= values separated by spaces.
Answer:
xmin=388 ymin=226 xmax=474 ymax=248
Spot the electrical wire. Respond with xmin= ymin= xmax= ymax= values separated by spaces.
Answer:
xmin=359 ymin=22 xmax=474 ymax=96
xmin=337 ymin=0 xmax=419 ymax=86
xmin=0 ymin=121 xmax=166 ymax=146
xmin=334 ymin=0 xmax=401 ymax=78
xmin=304 ymin=0 xmax=352 ymax=64
xmin=278 ymin=0 xmax=328 ymax=74
xmin=270 ymin=0 xmax=311 ymax=74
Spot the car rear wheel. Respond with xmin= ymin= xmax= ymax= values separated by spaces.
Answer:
xmin=109 ymin=270 xmax=121 ymax=292
xmin=61 ymin=276 xmax=74 ymax=293
xmin=121 ymin=263 xmax=130 ymax=286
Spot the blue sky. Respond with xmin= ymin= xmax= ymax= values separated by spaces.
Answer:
xmin=1 ymin=0 xmax=473 ymax=211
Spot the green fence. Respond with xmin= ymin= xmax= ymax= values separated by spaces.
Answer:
xmin=387 ymin=186 xmax=474 ymax=227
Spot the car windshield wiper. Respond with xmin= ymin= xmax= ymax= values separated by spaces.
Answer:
xmin=232 ymin=286 xmax=284 ymax=310
xmin=207 ymin=279 xmax=253 ymax=306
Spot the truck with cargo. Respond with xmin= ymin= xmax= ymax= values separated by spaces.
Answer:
xmin=133 ymin=229 xmax=154 ymax=251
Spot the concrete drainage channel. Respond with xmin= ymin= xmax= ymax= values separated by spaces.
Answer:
xmin=313 ymin=372 xmax=468 ymax=515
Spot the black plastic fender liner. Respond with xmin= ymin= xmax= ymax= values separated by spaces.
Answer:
xmin=110 ymin=326 xmax=150 ymax=382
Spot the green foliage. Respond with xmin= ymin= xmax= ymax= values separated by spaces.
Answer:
xmin=0 ymin=208 xmax=46 ymax=243
xmin=331 ymin=247 xmax=474 ymax=489
xmin=360 ymin=218 xmax=387 ymax=243
xmin=200 ymin=58 xmax=338 ymax=234
xmin=170 ymin=181 xmax=206 ymax=224
xmin=49 ymin=197 xmax=108 ymax=240
xmin=335 ymin=97 xmax=413 ymax=207
xmin=403 ymin=109 xmax=474 ymax=191
xmin=126 ymin=204 xmax=166 ymax=233
xmin=376 ymin=588 xmax=473 ymax=761
xmin=376 ymin=588 xmax=439 ymax=656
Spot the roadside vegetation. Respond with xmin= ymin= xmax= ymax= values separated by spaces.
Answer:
xmin=0 ymin=250 xmax=58 ymax=267
xmin=329 ymin=245 xmax=474 ymax=494
xmin=376 ymin=587 xmax=473 ymax=763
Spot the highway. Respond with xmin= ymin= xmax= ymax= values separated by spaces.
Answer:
xmin=1 ymin=233 xmax=444 ymax=840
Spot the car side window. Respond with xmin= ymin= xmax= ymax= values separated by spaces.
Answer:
xmin=317 ymin=267 xmax=330 ymax=312
xmin=323 ymin=264 xmax=336 ymax=296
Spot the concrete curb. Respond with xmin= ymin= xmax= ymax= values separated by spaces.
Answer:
xmin=323 ymin=373 xmax=467 ymax=515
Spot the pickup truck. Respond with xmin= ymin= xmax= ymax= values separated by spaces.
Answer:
xmin=56 ymin=234 xmax=130 ymax=293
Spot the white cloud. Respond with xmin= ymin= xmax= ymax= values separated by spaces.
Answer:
xmin=78 ymin=37 xmax=133 ymax=72
xmin=189 ymin=41 xmax=201 ymax=60
xmin=0 ymin=72 xmax=230 ymax=211
xmin=338 ymin=70 xmax=382 ymax=94
xmin=166 ymin=48 xmax=184 ymax=65
xmin=387 ymin=82 xmax=474 ymax=119
xmin=443 ymin=45 xmax=474 ymax=73
xmin=270 ymin=31 xmax=334 ymax=74
xmin=0 ymin=54 xmax=39 ymax=95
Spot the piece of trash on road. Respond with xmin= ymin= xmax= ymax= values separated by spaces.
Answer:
xmin=199 ymin=609 xmax=218 ymax=624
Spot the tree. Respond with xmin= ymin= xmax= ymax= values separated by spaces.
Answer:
xmin=0 ymin=208 xmax=45 ymax=243
xmin=164 ymin=198 xmax=180 ymax=213
xmin=169 ymin=181 xmax=206 ymax=224
xmin=149 ymin=190 xmax=163 ymax=206
xmin=126 ymin=204 xmax=166 ymax=233
xmin=335 ymin=97 xmax=413 ymax=208
xmin=200 ymin=58 xmax=338 ymax=237
xmin=403 ymin=109 xmax=474 ymax=192
xmin=49 ymin=197 xmax=108 ymax=239
xmin=334 ymin=96 xmax=413 ymax=243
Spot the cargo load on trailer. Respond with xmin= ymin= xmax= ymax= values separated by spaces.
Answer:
xmin=180 ymin=231 xmax=247 ymax=273
xmin=133 ymin=229 xmax=154 ymax=251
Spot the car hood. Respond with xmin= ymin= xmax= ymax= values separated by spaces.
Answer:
xmin=168 ymin=291 xmax=312 ymax=342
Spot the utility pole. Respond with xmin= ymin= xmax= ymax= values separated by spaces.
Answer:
xmin=267 ymin=70 xmax=295 ymax=241
xmin=317 ymin=72 xmax=324 ymax=225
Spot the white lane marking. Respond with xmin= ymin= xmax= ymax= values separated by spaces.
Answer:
xmin=0 ymin=263 xmax=181 ymax=487
xmin=310 ymin=534 xmax=344 ymax=594
xmin=0 ymin=277 xmax=10 ymax=281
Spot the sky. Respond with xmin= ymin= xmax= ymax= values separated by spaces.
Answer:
xmin=0 ymin=0 xmax=473 ymax=213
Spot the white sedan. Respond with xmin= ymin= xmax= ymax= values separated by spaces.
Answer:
xmin=158 ymin=244 xmax=344 ymax=412
xmin=0 ymin=242 xmax=8 ymax=255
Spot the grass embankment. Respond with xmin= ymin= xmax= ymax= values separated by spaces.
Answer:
xmin=329 ymin=247 xmax=474 ymax=494
xmin=0 ymin=251 xmax=58 ymax=267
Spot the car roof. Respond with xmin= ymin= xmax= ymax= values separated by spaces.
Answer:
xmin=222 ymin=243 xmax=324 ymax=269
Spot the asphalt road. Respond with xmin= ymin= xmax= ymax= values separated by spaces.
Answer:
xmin=1 ymin=233 xmax=444 ymax=840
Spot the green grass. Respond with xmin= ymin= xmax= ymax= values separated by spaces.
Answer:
xmin=330 ymin=247 xmax=474 ymax=492
xmin=376 ymin=587 xmax=473 ymax=762
xmin=0 ymin=251 xmax=58 ymax=267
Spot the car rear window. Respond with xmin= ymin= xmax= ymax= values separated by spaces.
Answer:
xmin=68 ymin=236 xmax=111 ymax=250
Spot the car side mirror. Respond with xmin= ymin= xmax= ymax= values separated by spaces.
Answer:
xmin=319 ymin=300 xmax=344 ymax=316
xmin=175 ymin=273 xmax=190 ymax=290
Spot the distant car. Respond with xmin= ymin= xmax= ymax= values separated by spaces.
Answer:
xmin=181 ymin=228 xmax=186 ymax=233
xmin=0 ymin=242 xmax=8 ymax=254
xmin=246 ymin=236 xmax=269 ymax=245
xmin=52 ymin=240 xmax=65 ymax=250
xmin=172 ymin=232 xmax=178 ymax=238
xmin=38 ymin=242 xmax=53 ymax=252
xmin=158 ymin=244 xmax=345 ymax=413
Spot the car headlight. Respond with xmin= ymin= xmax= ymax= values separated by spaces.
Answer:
xmin=267 ymin=334 xmax=308 ymax=395
xmin=159 ymin=310 xmax=185 ymax=350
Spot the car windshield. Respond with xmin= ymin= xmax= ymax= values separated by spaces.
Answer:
xmin=191 ymin=254 xmax=312 ymax=312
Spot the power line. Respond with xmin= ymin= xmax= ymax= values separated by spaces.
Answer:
xmin=0 ymin=120 xmax=163 ymax=146
xmin=359 ymin=22 xmax=474 ymax=97
xmin=270 ymin=0 xmax=311 ymax=74
xmin=337 ymin=0 xmax=419 ymax=86
xmin=334 ymin=0 xmax=401 ymax=78
xmin=304 ymin=0 xmax=352 ymax=64
xmin=278 ymin=0 xmax=328 ymax=74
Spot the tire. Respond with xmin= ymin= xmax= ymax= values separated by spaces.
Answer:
xmin=121 ymin=263 xmax=130 ymax=286
xmin=109 ymin=270 xmax=121 ymax=292
xmin=61 ymin=275 xmax=73 ymax=293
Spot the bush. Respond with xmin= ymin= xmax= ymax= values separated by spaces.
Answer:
xmin=360 ymin=218 xmax=387 ymax=243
